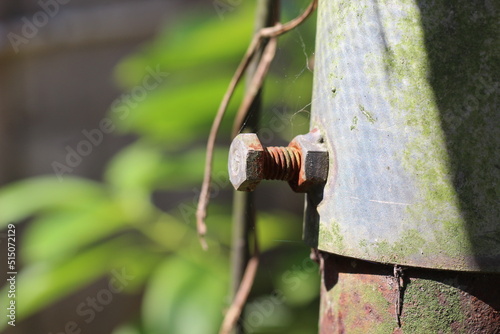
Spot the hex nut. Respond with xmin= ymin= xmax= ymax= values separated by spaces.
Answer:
xmin=228 ymin=133 xmax=265 ymax=191
xmin=288 ymin=129 xmax=329 ymax=192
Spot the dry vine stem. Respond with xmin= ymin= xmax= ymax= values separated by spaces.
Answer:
xmin=196 ymin=0 xmax=318 ymax=250
xmin=219 ymin=230 xmax=260 ymax=334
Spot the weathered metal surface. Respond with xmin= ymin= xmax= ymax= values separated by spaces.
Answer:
xmin=308 ymin=0 xmax=500 ymax=271
xmin=319 ymin=254 xmax=500 ymax=333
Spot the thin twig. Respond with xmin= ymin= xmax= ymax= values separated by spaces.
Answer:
xmin=196 ymin=0 xmax=318 ymax=248
xmin=195 ymin=34 xmax=262 ymax=249
xmin=232 ymin=0 xmax=317 ymax=135
xmin=232 ymin=37 xmax=277 ymax=136
xmin=260 ymin=0 xmax=317 ymax=39
xmin=220 ymin=229 xmax=260 ymax=334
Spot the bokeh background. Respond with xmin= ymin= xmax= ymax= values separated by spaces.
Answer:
xmin=0 ymin=1 xmax=319 ymax=333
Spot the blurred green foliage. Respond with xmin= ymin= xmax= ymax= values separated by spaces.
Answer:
xmin=0 ymin=2 xmax=318 ymax=333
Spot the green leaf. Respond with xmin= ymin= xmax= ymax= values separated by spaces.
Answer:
xmin=243 ymin=298 xmax=292 ymax=332
xmin=109 ymin=2 xmax=257 ymax=145
xmin=155 ymin=147 xmax=229 ymax=190
xmin=114 ymin=4 xmax=255 ymax=87
xmin=111 ymin=324 xmax=142 ymax=334
xmin=21 ymin=200 xmax=127 ymax=263
xmin=0 ymin=235 xmax=163 ymax=330
xmin=104 ymin=141 xmax=165 ymax=191
xmin=0 ymin=237 xmax=119 ymax=324
xmin=0 ymin=177 xmax=107 ymax=228
xmin=110 ymin=76 xmax=243 ymax=145
xmin=273 ymin=248 xmax=320 ymax=307
xmin=142 ymin=256 xmax=228 ymax=334
xmin=105 ymin=141 xmax=229 ymax=191
xmin=257 ymin=211 xmax=304 ymax=252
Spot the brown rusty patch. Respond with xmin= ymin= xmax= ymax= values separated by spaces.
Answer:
xmin=320 ymin=281 xmax=345 ymax=334
xmin=247 ymin=143 xmax=264 ymax=151
xmin=331 ymin=273 xmax=395 ymax=333
xmin=320 ymin=253 xmax=500 ymax=333
xmin=319 ymin=306 xmax=340 ymax=334
xmin=459 ymin=291 xmax=500 ymax=333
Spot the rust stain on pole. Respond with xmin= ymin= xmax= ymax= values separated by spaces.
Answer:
xmin=319 ymin=254 xmax=500 ymax=333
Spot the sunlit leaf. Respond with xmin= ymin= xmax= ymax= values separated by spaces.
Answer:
xmin=243 ymin=297 xmax=292 ymax=333
xmin=142 ymin=256 xmax=228 ymax=334
xmin=257 ymin=211 xmax=303 ymax=252
xmin=104 ymin=141 xmax=165 ymax=191
xmin=272 ymin=248 xmax=320 ymax=307
xmin=0 ymin=237 xmax=119 ymax=325
xmin=155 ymin=148 xmax=229 ymax=190
xmin=111 ymin=323 xmax=142 ymax=334
xmin=0 ymin=177 xmax=107 ymax=228
xmin=0 ymin=235 xmax=163 ymax=331
xmin=106 ymin=141 xmax=229 ymax=192
xmin=110 ymin=76 xmax=243 ymax=145
xmin=114 ymin=3 xmax=255 ymax=87
xmin=21 ymin=200 xmax=127 ymax=263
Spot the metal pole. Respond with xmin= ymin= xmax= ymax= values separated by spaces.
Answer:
xmin=307 ymin=0 xmax=500 ymax=331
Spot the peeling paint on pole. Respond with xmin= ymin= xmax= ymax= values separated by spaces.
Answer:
xmin=308 ymin=0 xmax=500 ymax=271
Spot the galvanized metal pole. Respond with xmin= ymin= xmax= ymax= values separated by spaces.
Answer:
xmin=230 ymin=1 xmax=278 ymax=333
xmin=306 ymin=0 xmax=500 ymax=332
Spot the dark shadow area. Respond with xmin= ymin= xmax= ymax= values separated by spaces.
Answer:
xmin=303 ymin=183 xmax=325 ymax=248
xmin=414 ymin=0 xmax=500 ymax=270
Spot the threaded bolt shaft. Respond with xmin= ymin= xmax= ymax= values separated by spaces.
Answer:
xmin=263 ymin=146 xmax=301 ymax=181
xmin=229 ymin=131 xmax=327 ymax=192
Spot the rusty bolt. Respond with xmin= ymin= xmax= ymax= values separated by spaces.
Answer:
xmin=228 ymin=130 xmax=329 ymax=192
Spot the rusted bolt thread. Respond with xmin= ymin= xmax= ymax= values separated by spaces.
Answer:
xmin=263 ymin=146 xmax=301 ymax=181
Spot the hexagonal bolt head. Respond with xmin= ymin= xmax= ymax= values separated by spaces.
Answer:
xmin=288 ymin=129 xmax=329 ymax=192
xmin=228 ymin=133 xmax=265 ymax=191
